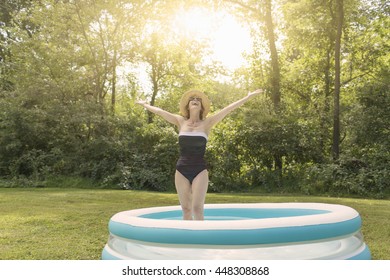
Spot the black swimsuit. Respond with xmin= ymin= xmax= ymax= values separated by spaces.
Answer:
xmin=176 ymin=132 xmax=208 ymax=184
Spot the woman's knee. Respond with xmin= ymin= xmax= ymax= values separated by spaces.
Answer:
xmin=181 ymin=204 xmax=192 ymax=213
xmin=192 ymin=202 xmax=204 ymax=215
xmin=181 ymin=205 xmax=193 ymax=220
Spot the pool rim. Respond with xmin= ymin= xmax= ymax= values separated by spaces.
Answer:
xmin=108 ymin=203 xmax=362 ymax=245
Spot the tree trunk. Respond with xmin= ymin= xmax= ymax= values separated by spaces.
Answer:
xmin=148 ymin=84 xmax=158 ymax=124
xmin=333 ymin=0 xmax=344 ymax=161
xmin=264 ymin=0 xmax=282 ymax=171
xmin=148 ymin=63 xmax=159 ymax=123
xmin=111 ymin=48 xmax=117 ymax=114
xmin=319 ymin=47 xmax=332 ymax=159
xmin=264 ymin=0 xmax=281 ymax=111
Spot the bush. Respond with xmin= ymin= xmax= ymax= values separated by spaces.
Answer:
xmin=303 ymin=156 xmax=389 ymax=198
xmin=100 ymin=123 xmax=178 ymax=191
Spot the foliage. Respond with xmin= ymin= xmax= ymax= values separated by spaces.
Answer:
xmin=302 ymin=76 xmax=389 ymax=198
xmin=110 ymin=123 xmax=178 ymax=192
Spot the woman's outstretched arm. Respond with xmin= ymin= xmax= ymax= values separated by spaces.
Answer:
xmin=205 ymin=89 xmax=263 ymax=128
xmin=136 ymin=101 xmax=183 ymax=126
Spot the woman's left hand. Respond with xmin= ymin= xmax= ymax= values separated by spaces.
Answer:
xmin=248 ymin=89 xmax=264 ymax=97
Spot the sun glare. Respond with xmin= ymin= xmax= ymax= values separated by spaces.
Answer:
xmin=171 ymin=7 xmax=252 ymax=71
xmin=172 ymin=8 xmax=216 ymax=40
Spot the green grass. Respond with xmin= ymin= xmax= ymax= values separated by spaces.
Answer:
xmin=0 ymin=188 xmax=389 ymax=260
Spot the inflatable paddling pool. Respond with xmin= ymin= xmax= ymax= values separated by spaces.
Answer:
xmin=101 ymin=203 xmax=371 ymax=260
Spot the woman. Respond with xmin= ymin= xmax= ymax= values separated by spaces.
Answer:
xmin=136 ymin=88 xmax=263 ymax=220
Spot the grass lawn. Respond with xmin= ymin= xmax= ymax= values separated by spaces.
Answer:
xmin=0 ymin=188 xmax=389 ymax=260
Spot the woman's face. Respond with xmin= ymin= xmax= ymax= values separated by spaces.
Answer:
xmin=188 ymin=96 xmax=202 ymax=109
xmin=187 ymin=96 xmax=204 ymax=118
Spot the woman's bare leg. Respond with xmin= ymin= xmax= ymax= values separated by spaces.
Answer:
xmin=175 ymin=171 xmax=193 ymax=220
xmin=191 ymin=170 xmax=209 ymax=220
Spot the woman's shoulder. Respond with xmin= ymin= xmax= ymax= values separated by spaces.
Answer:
xmin=176 ymin=115 xmax=187 ymax=124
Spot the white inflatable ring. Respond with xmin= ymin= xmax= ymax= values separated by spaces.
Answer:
xmin=102 ymin=203 xmax=371 ymax=260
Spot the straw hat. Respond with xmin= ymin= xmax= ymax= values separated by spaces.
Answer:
xmin=179 ymin=90 xmax=210 ymax=119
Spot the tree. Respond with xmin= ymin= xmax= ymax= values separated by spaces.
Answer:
xmin=134 ymin=3 xmax=219 ymax=123
xmin=225 ymin=0 xmax=283 ymax=170
xmin=332 ymin=0 xmax=344 ymax=160
xmin=71 ymin=0 xmax=147 ymax=111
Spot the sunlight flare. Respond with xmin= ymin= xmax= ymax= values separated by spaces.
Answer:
xmin=171 ymin=7 xmax=252 ymax=70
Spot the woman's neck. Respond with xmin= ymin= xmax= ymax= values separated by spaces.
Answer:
xmin=189 ymin=115 xmax=200 ymax=122
xmin=188 ymin=109 xmax=201 ymax=123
